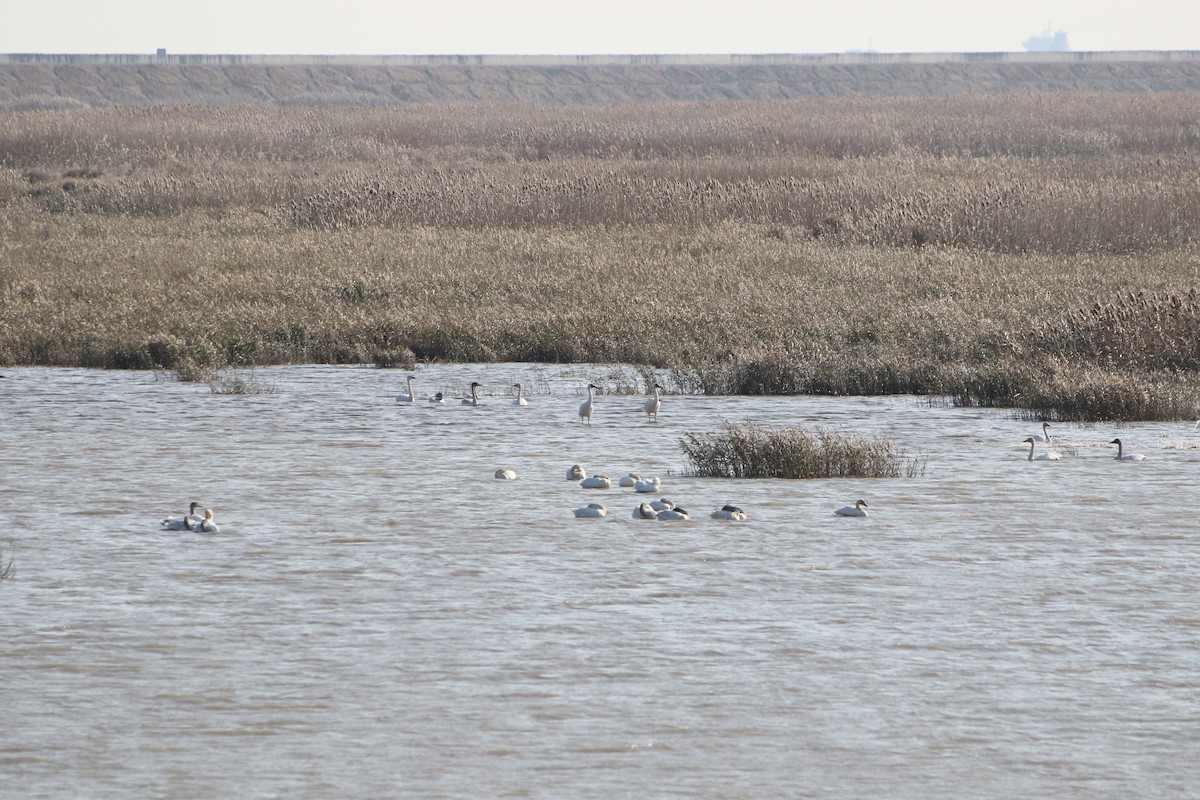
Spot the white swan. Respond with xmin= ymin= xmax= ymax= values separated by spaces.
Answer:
xmin=1022 ymin=437 xmax=1061 ymax=461
xmin=618 ymin=472 xmax=641 ymax=487
xmin=579 ymin=383 xmax=599 ymax=425
xmin=512 ymin=383 xmax=528 ymax=406
xmin=494 ymin=468 xmax=517 ymax=480
xmin=633 ymin=476 xmax=662 ymax=493
xmin=574 ymin=503 xmax=607 ymax=518
xmin=161 ymin=501 xmax=202 ymax=530
xmin=567 ymin=464 xmax=586 ymax=481
xmin=1109 ymin=438 xmax=1146 ymax=461
xmin=633 ymin=502 xmax=658 ymax=520
xmin=395 ymin=375 xmax=417 ymax=403
xmin=835 ymin=499 xmax=869 ymax=517
xmin=711 ymin=505 xmax=748 ymax=521
xmin=649 ymin=498 xmax=674 ymax=512
xmin=1032 ymin=421 xmax=1053 ymax=444
xmin=191 ymin=508 xmax=219 ymax=533
xmin=580 ymin=474 xmax=612 ymax=489
xmin=461 ymin=381 xmax=482 ymax=406
xmin=644 ymin=383 xmax=663 ymax=422
xmin=657 ymin=506 xmax=691 ymax=521
xmin=428 ymin=391 xmax=444 ymax=404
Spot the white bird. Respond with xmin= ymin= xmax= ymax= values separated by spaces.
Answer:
xmin=580 ymin=474 xmax=612 ymax=489
xmin=1022 ymin=437 xmax=1061 ymax=461
xmin=494 ymin=468 xmax=517 ymax=480
xmin=633 ymin=503 xmax=658 ymax=520
xmin=579 ymin=383 xmax=599 ymax=425
xmin=657 ymin=506 xmax=691 ymax=521
xmin=461 ymin=381 xmax=482 ymax=406
xmin=395 ymin=375 xmax=417 ymax=403
xmin=633 ymin=476 xmax=661 ymax=493
xmin=644 ymin=383 xmax=663 ymax=422
xmin=191 ymin=508 xmax=219 ymax=533
xmin=711 ymin=505 xmax=748 ymax=521
xmin=161 ymin=501 xmax=202 ymax=530
xmin=1031 ymin=421 xmax=1053 ymax=444
xmin=618 ymin=472 xmax=641 ymax=487
xmin=512 ymin=383 xmax=528 ymax=406
xmin=835 ymin=499 xmax=869 ymax=517
xmin=428 ymin=391 xmax=444 ymax=404
xmin=567 ymin=464 xmax=586 ymax=481
xmin=1109 ymin=438 xmax=1146 ymax=461
xmin=574 ymin=503 xmax=607 ymax=518
xmin=649 ymin=498 xmax=674 ymax=512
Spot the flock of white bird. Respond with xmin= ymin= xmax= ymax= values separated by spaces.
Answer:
xmin=163 ymin=381 xmax=1153 ymax=535
xmin=1021 ymin=422 xmax=1148 ymax=463
xmin=430 ymin=376 xmax=872 ymax=523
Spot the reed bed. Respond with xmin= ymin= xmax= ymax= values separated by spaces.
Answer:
xmin=680 ymin=422 xmax=919 ymax=479
xmin=1 ymin=95 xmax=1199 ymax=420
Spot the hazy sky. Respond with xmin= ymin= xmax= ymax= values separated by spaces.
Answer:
xmin=4 ymin=0 xmax=1198 ymax=55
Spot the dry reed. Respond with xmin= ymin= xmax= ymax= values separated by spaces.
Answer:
xmin=1 ymin=96 xmax=1199 ymax=420
xmin=680 ymin=422 xmax=918 ymax=479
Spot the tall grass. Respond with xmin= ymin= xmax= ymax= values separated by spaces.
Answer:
xmin=1 ymin=96 xmax=1199 ymax=419
xmin=680 ymin=422 xmax=921 ymax=479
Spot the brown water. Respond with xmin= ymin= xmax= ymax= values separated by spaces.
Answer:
xmin=3 ymin=365 xmax=1199 ymax=799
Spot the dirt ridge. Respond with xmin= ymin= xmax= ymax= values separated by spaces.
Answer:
xmin=4 ymin=60 xmax=1200 ymax=107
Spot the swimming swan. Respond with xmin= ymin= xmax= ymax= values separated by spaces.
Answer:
xmin=579 ymin=383 xmax=599 ymax=425
xmin=461 ymin=382 xmax=482 ymax=406
xmin=633 ymin=476 xmax=662 ymax=493
xmin=1109 ymin=438 xmax=1146 ymax=461
xmin=429 ymin=391 xmax=444 ymax=404
xmin=835 ymin=499 xmax=869 ymax=517
xmin=567 ymin=464 xmax=586 ymax=481
xmin=633 ymin=502 xmax=658 ymax=520
xmin=512 ymin=383 xmax=528 ymax=406
xmin=1022 ymin=437 xmax=1061 ymax=461
xmin=711 ymin=505 xmax=748 ymax=521
xmin=395 ymin=375 xmax=417 ymax=403
xmin=644 ymin=383 xmax=663 ymax=422
xmin=618 ymin=472 xmax=641 ymax=487
xmin=657 ymin=506 xmax=691 ymax=521
xmin=1032 ymin=421 xmax=1053 ymax=444
xmin=580 ymin=474 xmax=612 ymax=489
xmin=191 ymin=508 xmax=219 ymax=533
xmin=161 ymin=501 xmax=202 ymax=530
xmin=574 ymin=503 xmax=607 ymax=518
xmin=494 ymin=468 xmax=517 ymax=480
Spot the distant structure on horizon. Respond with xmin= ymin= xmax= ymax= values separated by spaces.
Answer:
xmin=1023 ymin=29 xmax=1069 ymax=52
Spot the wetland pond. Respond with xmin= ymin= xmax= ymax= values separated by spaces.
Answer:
xmin=3 ymin=364 xmax=1199 ymax=798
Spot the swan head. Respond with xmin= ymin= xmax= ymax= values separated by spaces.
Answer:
xmin=1023 ymin=437 xmax=1036 ymax=444
xmin=856 ymin=499 xmax=868 ymax=510
xmin=189 ymin=501 xmax=200 ymax=514
xmin=1109 ymin=438 xmax=1122 ymax=446
xmin=720 ymin=505 xmax=743 ymax=513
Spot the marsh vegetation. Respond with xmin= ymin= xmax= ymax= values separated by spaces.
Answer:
xmin=1 ymin=94 xmax=1198 ymax=419
xmin=680 ymin=422 xmax=922 ymax=479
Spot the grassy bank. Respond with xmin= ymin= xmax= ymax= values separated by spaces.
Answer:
xmin=1 ymin=96 xmax=1198 ymax=419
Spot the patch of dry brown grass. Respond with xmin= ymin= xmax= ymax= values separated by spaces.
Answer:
xmin=1 ymin=96 xmax=1198 ymax=419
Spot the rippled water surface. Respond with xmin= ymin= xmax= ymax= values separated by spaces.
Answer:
xmin=4 ymin=365 xmax=1199 ymax=799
